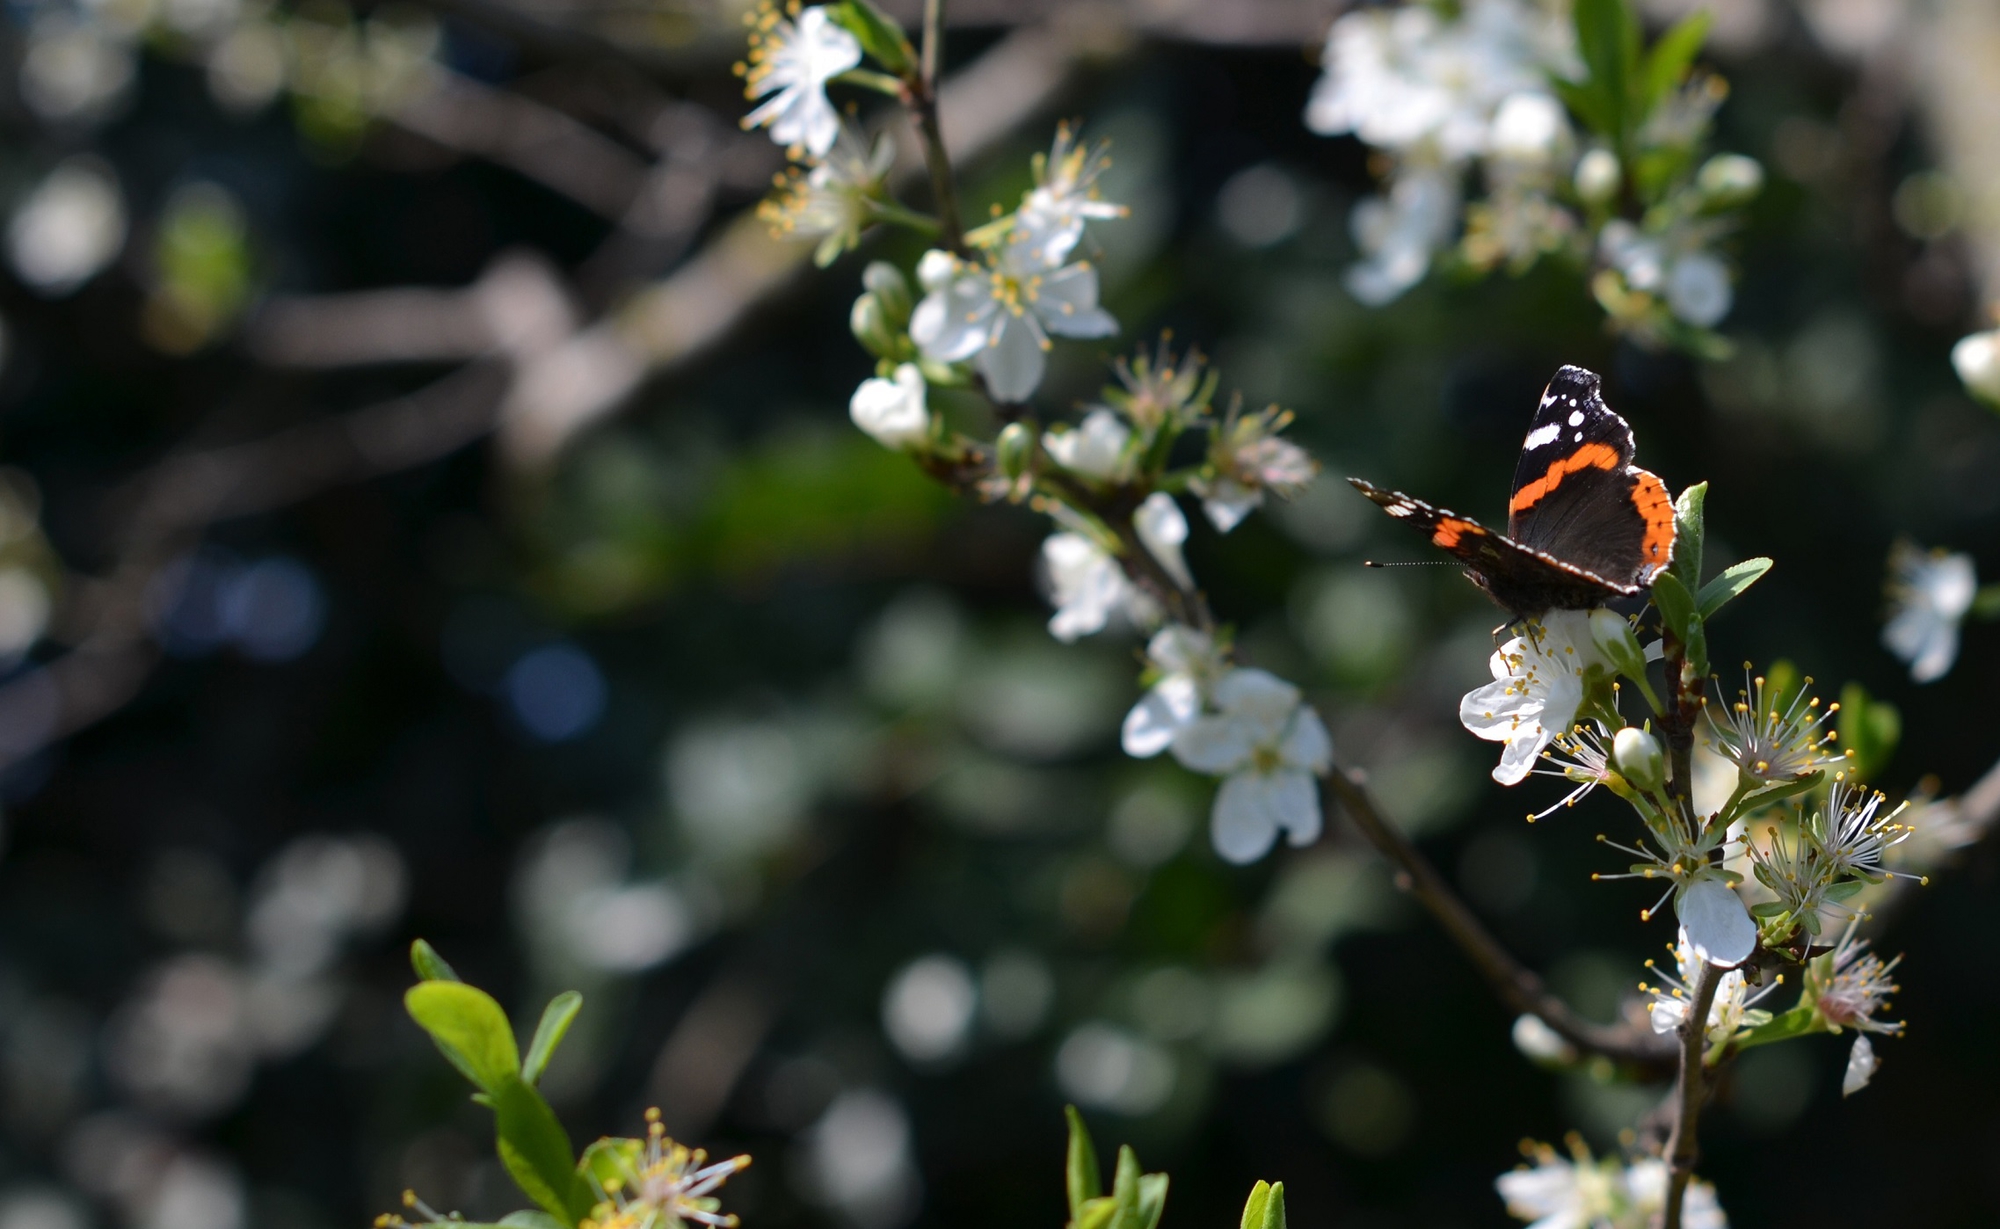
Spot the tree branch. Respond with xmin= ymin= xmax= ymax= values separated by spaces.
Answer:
xmin=1325 ymin=770 xmax=1677 ymax=1067
xmin=1659 ymin=958 xmax=1720 ymax=1229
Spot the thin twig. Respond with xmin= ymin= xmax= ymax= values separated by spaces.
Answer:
xmin=909 ymin=0 xmax=966 ymax=252
xmin=1326 ymin=770 xmax=1677 ymax=1067
xmin=1659 ymin=958 xmax=1721 ymax=1229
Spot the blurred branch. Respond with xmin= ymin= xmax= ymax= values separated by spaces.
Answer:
xmin=645 ymin=974 xmax=774 ymax=1139
xmin=1660 ymin=960 xmax=1720 ymax=1229
xmin=1325 ymin=770 xmax=1678 ymax=1067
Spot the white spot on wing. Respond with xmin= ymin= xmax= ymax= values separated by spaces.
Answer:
xmin=1567 ymin=410 xmax=1584 ymax=427
xmin=1523 ymin=423 xmax=1561 ymax=450
xmin=1573 ymin=431 xmax=1584 ymax=441
xmin=1386 ymin=505 xmax=1411 ymax=517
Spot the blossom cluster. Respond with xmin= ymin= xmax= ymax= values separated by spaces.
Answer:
xmin=1304 ymin=0 xmax=1764 ymax=351
xmin=1497 ymin=1137 xmax=1726 ymax=1229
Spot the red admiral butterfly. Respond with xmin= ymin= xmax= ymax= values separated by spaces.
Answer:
xmin=1349 ymin=365 xmax=1676 ymax=619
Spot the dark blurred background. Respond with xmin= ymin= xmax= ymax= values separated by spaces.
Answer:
xmin=1 ymin=1 xmax=1998 ymax=1227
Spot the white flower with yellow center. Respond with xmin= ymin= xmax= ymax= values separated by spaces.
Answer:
xmin=1011 ymin=123 xmax=1129 ymax=270
xmin=1642 ymin=926 xmax=1778 ymax=1045
xmin=908 ymin=245 xmax=1118 ymax=403
xmin=1170 ymin=668 xmax=1332 ymax=863
xmin=1121 ymin=625 xmax=1226 ymax=758
xmin=738 ymin=4 xmax=860 ymax=159
xmin=1459 ymin=609 xmax=1607 ymax=787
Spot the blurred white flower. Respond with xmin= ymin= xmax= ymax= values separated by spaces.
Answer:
xmin=1040 ymin=533 xmax=1157 ymax=643
xmin=0 ymin=1188 xmax=88 ymax=1229
xmin=1497 ymin=1140 xmax=1727 ymax=1229
xmin=105 ymin=955 xmax=253 ymax=1119
xmin=1666 ymin=251 xmax=1733 ymax=328
xmin=1170 ymin=668 xmax=1332 ymax=863
xmin=881 ymin=955 xmax=977 ymax=1063
xmin=1132 ymin=493 xmax=1193 ymax=590
xmin=798 ymin=1089 xmax=921 ymax=1229
xmin=1042 ymin=408 xmax=1133 ymax=481
xmin=1951 ymin=327 xmax=2000 ymax=405
xmin=1012 ymin=124 xmax=1128 ymax=269
xmin=1459 ymin=610 xmax=1605 ymax=786
xmin=908 ymin=246 xmax=1118 ymax=403
xmin=850 ymin=364 xmax=930 ymax=449
xmin=1600 ymin=221 xmax=1734 ymax=329
xmin=21 ymin=12 xmax=136 ymax=123
xmin=1193 ymin=403 xmax=1316 ymax=532
xmin=1305 ymin=0 xmax=1551 ymax=161
xmin=1882 ymin=539 xmax=1975 ymax=683
xmin=1054 ymin=1023 xmax=1174 ymax=1115
xmin=1623 ymin=1160 xmax=1726 ymax=1229
xmin=763 ymin=125 xmax=896 ymax=264
xmin=739 ymin=5 xmax=860 ymax=158
xmin=1121 ymin=625 xmax=1225 ymax=757
xmin=1488 ymin=92 xmax=1570 ymax=164
xmin=9 ymin=159 xmax=127 ymax=296
xmin=1346 ymin=166 xmax=1458 ymax=305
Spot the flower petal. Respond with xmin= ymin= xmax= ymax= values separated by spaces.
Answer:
xmin=1122 ymin=675 xmax=1199 ymax=758
xmin=1280 ymin=705 xmax=1333 ymax=774
xmin=1032 ymin=262 xmax=1119 ymax=339
xmin=977 ymin=310 xmax=1048 ymax=403
xmin=1266 ymin=768 xmax=1323 ymax=848
xmin=1677 ymin=878 xmax=1757 ymax=969
xmin=1171 ymin=714 xmax=1253 ymax=775
xmin=1133 ymin=492 xmax=1193 ymax=590
xmin=910 ymin=277 xmax=997 ymax=362
xmin=1842 ymin=1033 xmax=1877 ymax=1097
xmin=1209 ymin=771 xmax=1281 ymax=864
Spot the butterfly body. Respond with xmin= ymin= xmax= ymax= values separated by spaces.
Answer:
xmin=1350 ymin=366 xmax=1676 ymax=620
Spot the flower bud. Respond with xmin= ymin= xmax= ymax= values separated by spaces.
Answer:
xmin=850 ymin=292 xmax=897 ymax=359
xmin=862 ymin=260 xmax=912 ymax=325
xmin=1612 ymin=727 xmax=1665 ymax=793
xmin=995 ymin=421 xmax=1034 ymax=480
xmin=1574 ymin=149 xmax=1620 ymax=204
xmin=1952 ymin=328 xmax=2000 ymax=406
xmin=1696 ymin=153 xmax=1764 ymax=207
xmin=1587 ymin=607 xmax=1646 ymax=677
xmin=916 ymin=248 xmax=957 ymax=293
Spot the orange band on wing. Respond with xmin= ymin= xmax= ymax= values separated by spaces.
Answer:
xmin=1508 ymin=442 xmax=1622 ymax=514
xmin=1632 ymin=470 xmax=1676 ymax=573
xmin=1432 ymin=518 xmax=1473 ymax=549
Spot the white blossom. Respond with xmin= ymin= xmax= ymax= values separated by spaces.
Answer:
xmin=1952 ymin=327 xmax=2000 ymax=405
xmin=1132 ymin=493 xmax=1193 ymax=591
xmin=1041 ymin=533 xmax=1157 ymax=643
xmin=1644 ymin=925 xmax=1775 ymax=1044
xmin=1677 ymin=877 xmax=1757 ymax=969
xmin=1121 ymin=625 xmax=1225 ymax=757
xmin=1459 ymin=610 xmax=1606 ymax=786
xmin=1170 ymin=668 xmax=1331 ymax=864
xmin=1488 ymin=92 xmax=1570 ymax=164
xmin=739 ymin=5 xmax=861 ymax=158
xmin=761 ymin=124 xmax=894 ymax=263
xmin=8 ymin=158 xmax=127 ymax=296
xmin=1042 ymin=409 xmax=1133 ymax=482
xmin=1882 ymin=539 xmax=1975 ymax=684
xmin=908 ymin=246 xmax=1118 ymax=403
xmin=849 ymin=363 xmax=929 ymax=449
xmin=1496 ymin=1141 xmax=1727 ymax=1229
xmin=1193 ymin=403 xmax=1316 ymax=532
xmin=1011 ymin=124 xmax=1128 ymax=270
xmin=1599 ymin=221 xmax=1734 ymax=330
xmin=1346 ymin=166 xmax=1459 ymax=306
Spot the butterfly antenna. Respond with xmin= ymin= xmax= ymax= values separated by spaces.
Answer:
xmin=1362 ymin=560 xmax=1460 ymax=568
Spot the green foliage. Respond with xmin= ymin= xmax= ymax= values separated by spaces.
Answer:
xmin=1837 ymin=683 xmax=1901 ymax=784
xmin=1562 ymin=0 xmax=1710 ymax=154
xmin=404 ymin=980 xmax=520 ymax=1095
xmin=493 ymin=1076 xmax=594 ymax=1224
xmin=828 ymin=0 xmax=915 ymax=77
xmin=402 ymin=942 xmax=599 ymax=1229
xmin=1697 ymin=557 xmax=1772 ymax=620
xmin=1061 ymin=1109 xmax=1167 ymax=1229
xmin=1238 ymin=1181 xmax=1287 ymax=1229
xmin=522 ymin=991 xmax=582 ymax=1086
xmin=410 ymin=938 xmax=462 ymax=983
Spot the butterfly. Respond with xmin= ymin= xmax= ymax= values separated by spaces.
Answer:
xmin=1348 ymin=365 xmax=1676 ymax=620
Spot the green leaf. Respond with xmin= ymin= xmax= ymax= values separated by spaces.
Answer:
xmin=494 ymin=1076 xmax=592 ymax=1226
xmin=405 ymin=982 xmax=520 ymax=1095
xmin=828 ymin=0 xmax=915 ymax=76
xmin=578 ymin=1136 xmax=640 ymax=1191
xmin=1134 ymin=1174 xmax=1169 ymax=1229
xmin=1749 ymin=900 xmax=1788 ymax=918
xmin=1064 ymin=1106 xmax=1102 ymax=1217
xmin=411 ymin=939 xmax=461 ymax=983
xmin=1740 ymin=771 xmax=1825 ymax=813
xmin=1697 ymin=557 xmax=1772 ymax=619
xmin=1838 ymin=682 xmax=1900 ymax=783
xmin=1824 ymin=877 xmax=1867 ymax=902
xmin=1641 ymin=10 xmax=1710 ymax=114
xmin=1239 ymin=1181 xmax=1287 ymax=1229
xmin=1108 ymin=1147 xmax=1144 ymax=1229
xmin=1651 ymin=570 xmax=1698 ymax=644
xmin=522 ymin=992 xmax=582 ymax=1086
xmin=1670 ymin=481 xmax=1707 ymax=594
xmin=1549 ymin=73 xmax=1610 ymax=138
xmin=1573 ymin=0 xmax=1641 ymax=142
xmin=1075 ymin=1198 xmax=1118 ymax=1229
xmin=1734 ymin=1004 xmax=1827 ymax=1052
xmin=498 ymin=1214 xmax=568 ymax=1229
xmin=1974 ymin=583 xmax=2000 ymax=621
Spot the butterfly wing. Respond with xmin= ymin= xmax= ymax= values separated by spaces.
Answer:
xmin=1506 ymin=366 xmax=1675 ymax=587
